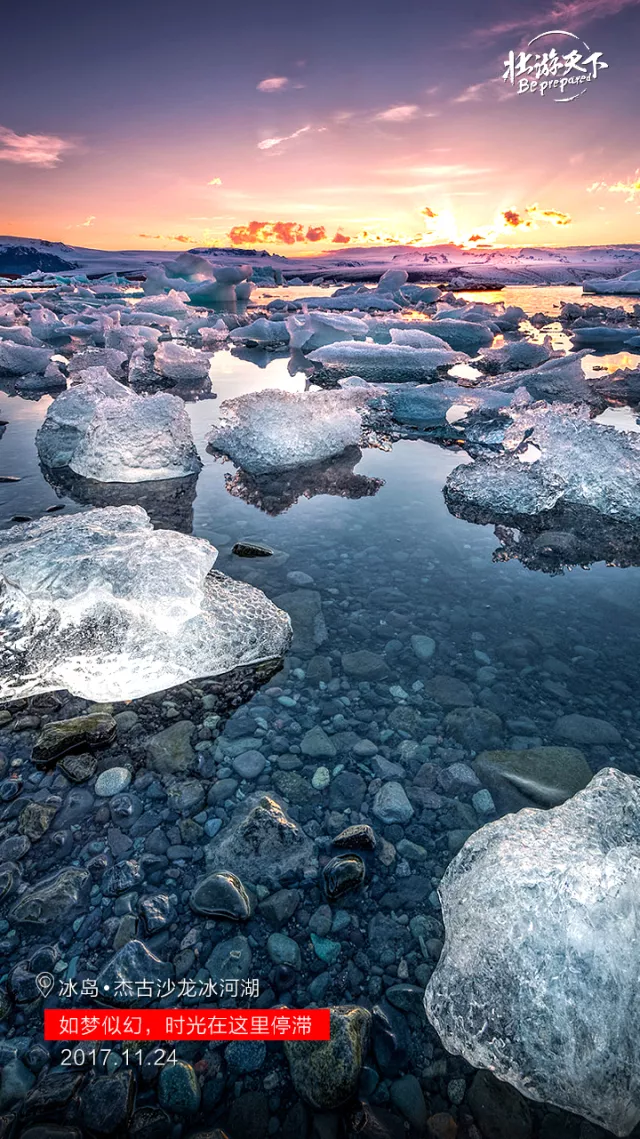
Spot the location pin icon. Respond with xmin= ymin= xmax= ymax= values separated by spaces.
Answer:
xmin=36 ymin=972 xmax=55 ymax=999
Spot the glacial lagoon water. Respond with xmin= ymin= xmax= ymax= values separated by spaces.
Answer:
xmin=2 ymin=283 xmax=640 ymax=1134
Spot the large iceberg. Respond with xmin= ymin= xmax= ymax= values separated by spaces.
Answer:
xmin=287 ymin=312 xmax=369 ymax=352
xmin=583 ymin=269 xmax=640 ymax=295
xmin=36 ymin=368 xmax=201 ymax=483
xmin=307 ymin=340 xmax=467 ymax=383
xmin=425 ymin=768 xmax=640 ymax=1136
xmin=207 ymin=388 xmax=370 ymax=474
xmin=0 ymin=505 xmax=291 ymax=702
xmin=445 ymin=403 xmax=640 ymax=522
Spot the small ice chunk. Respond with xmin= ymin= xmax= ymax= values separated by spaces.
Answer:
xmin=478 ymin=338 xmax=557 ymax=372
xmin=154 ymin=340 xmax=211 ymax=382
xmin=0 ymin=340 xmax=52 ymax=375
xmin=36 ymin=367 xmax=201 ymax=483
xmin=106 ymin=322 xmax=161 ymax=358
xmin=572 ymin=325 xmax=639 ymax=347
xmin=446 ymin=402 xmax=640 ymax=521
xmin=308 ymin=340 xmax=467 ymax=382
xmin=286 ymin=312 xmax=369 ymax=352
xmin=135 ymin=290 xmax=191 ymax=317
xmin=207 ymin=387 xmax=368 ymax=474
xmin=390 ymin=382 xmax=515 ymax=429
xmin=425 ymin=768 xmax=640 ymax=1137
xmin=428 ymin=319 xmax=495 ymax=353
xmin=376 ymin=268 xmax=409 ymax=294
xmin=229 ymin=318 xmax=290 ymax=347
xmin=389 ymin=327 xmax=451 ymax=350
xmin=0 ymin=505 xmax=291 ymax=703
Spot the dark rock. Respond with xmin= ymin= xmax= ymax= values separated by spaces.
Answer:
xmin=429 ymin=675 xmax=474 ymax=708
xmin=18 ymin=802 xmax=57 ymax=841
xmin=372 ymin=1002 xmax=409 ymax=1078
xmin=232 ymin=540 xmax=274 ymax=557
xmin=333 ymin=824 xmax=376 ymax=851
xmin=128 ymin=1107 xmax=172 ymax=1139
xmin=158 ymin=1060 xmax=200 ymax=1116
xmin=79 ymin=1070 xmax=134 ymax=1134
xmin=555 ymin=714 xmax=622 ymax=746
xmin=10 ymin=867 xmax=89 ymax=925
xmin=32 ymin=713 xmax=116 ymax=766
xmin=348 ymin=1103 xmax=407 ymax=1139
xmin=190 ymin=871 xmax=251 ymax=919
xmin=96 ymin=940 xmax=174 ymax=1006
xmin=102 ymin=859 xmax=143 ymax=897
xmin=147 ymin=721 xmax=195 ymax=775
xmin=284 ymin=1006 xmax=371 ymax=1110
xmin=328 ymin=772 xmax=366 ymax=811
xmin=323 ymin=854 xmax=365 ymax=900
xmin=205 ymin=935 xmax=252 ymax=981
xmin=258 ymin=888 xmax=301 ymax=926
xmin=444 ymin=706 xmax=503 ymax=751
xmin=58 ymin=753 xmax=97 ymax=783
xmin=341 ymin=651 xmax=387 ymax=680
xmin=205 ymin=794 xmax=317 ymax=887
xmin=21 ymin=1070 xmax=84 ymax=1117
xmin=467 ymin=1070 xmax=533 ymax=1139
xmin=139 ymin=894 xmax=174 ymax=934
xmin=227 ymin=1091 xmax=269 ymax=1139
xmin=474 ymin=746 xmax=592 ymax=811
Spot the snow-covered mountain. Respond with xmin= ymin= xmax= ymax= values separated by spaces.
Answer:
xmin=2 ymin=235 xmax=640 ymax=286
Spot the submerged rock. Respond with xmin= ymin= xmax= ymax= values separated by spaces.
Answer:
xmin=205 ymin=794 xmax=318 ymax=887
xmin=32 ymin=712 xmax=116 ymax=765
xmin=425 ymin=768 xmax=640 ymax=1136
xmin=0 ymin=505 xmax=291 ymax=702
xmin=284 ymin=1006 xmax=371 ymax=1110
xmin=323 ymin=854 xmax=365 ymax=899
xmin=474 ymin=746 xmax=593 ymax=811
xmin=189 ymin=871 xmax=251 ymax=919
xmin=11 ymin=867 xmax=89 ymax=926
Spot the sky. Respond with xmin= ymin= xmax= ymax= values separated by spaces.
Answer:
xmin=1 ymin=0 xmax=639 ymax=255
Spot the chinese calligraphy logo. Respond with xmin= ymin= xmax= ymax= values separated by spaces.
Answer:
xmin=503 ymin=30 xmax=609 ymax=102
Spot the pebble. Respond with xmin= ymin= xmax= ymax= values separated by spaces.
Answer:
xmin=323 ymin=853 xmax=365 ymax=900
xmin=312 ymin=766 xmax=331 ymax=789
xmin=226 ymin=1040 xmax=267 ymax=1073
xmin=372 ymin=782 xmax=414 ymax=824
xmin=411 ymin=634 xmax=436 ymax=661
xmin=95 ymin=767 xmax=132 ymax=797
xmin=232 ymin=750 xmax=266 ymax=779
xmin=190 ymin=871 xmax=251 ymax=920
xmin=301 ymin=726 xmax=336 ymax=759
xmin=267 ymin=932 xmax=301 ymax=967
xmin=158 ymin=1060 xmax=201 ymax=1115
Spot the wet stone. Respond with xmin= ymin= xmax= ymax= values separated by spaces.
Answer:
xmin=555 ymin=713 xmax=622 ymax=745
xmin=267 ymin=931 xmax=301 ymax=967
xmin=341 ymin=650 xmax=387 ymax=680
xmin=0 ymin=1057 xmax=35 ymax=1111
xmin=32 ymin=713 xmax=116 ymax=766
xmin=96 ymin=940 xmax=175 ymax=1006
xmin=258 ymin=887 xmax=301 ymax=926
xmin=205 ymin=794 xmax=318 ymax=887
xmin=206 ymin=935 xmax=252 ymax=981
xmin=0 ymin=834 xmax=30 ymax=861
xmin=190 ymin=871 xmax=251 ymax=919
xmin=301 ymin=726 xmax=336 ymax=759
xmin=139 ymin=893 xmax=174 ymax=933
xmin=429 ymin=675 xmax=474 ymax=708
xmin=80 ymin=1069 xmax=135 ymax=1134
xmin=284 ymin=1005 xmax=371 ymax=1110
xmin=323 ymin=854 xmax=365 ymax=900
xmin=158 ymin=1060 xmax=201 ymax=1116
xmin=103 ymin=859 xmax=143 ymax=897
xmin=333 ymin=824 xmax=377 ymax=851
xmin=232 ymin=540 xmax=274 ymax=557
xmin=231 ymin=749 xmax=266 ymax=779
xmin=444 ymin=706 xmax=504 ymax=751
xmin=147 ymin=720 xmax=195 ymax=774
xmin=128 ymin=1107 xmax=172 ymax=1139
xmin=95 ymin=766 xmax=132 ymax=797
xmin=226 ymin=1040 xmax=266 ymax=1072
xmin=0 ymin=861 xmax=22 ymax=901
xmin=11 ymin=866 xmax=89 ymax=925
xmin=58 ymin=752 xmax=97 ymax=783
xmin=372 ymin=782 xmax=413 ymax=824
xmin=474 ymin=746 xmax=593 ymax=810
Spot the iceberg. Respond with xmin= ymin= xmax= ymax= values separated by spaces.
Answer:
xmin=224 ymin=446 xmax=383 ymax=515
xmin=428 ymin=318 xmax=495 ymax=353
xmin=207 ymin=387 xmax=370 ymax=474
xmin=286 ymin=312 xmax=369 ymax=352
xmin=425 ymin=768 xmax=640 ymax=1137
xmin=468 ymin=351 xmax=597 ymax=406
xmin=154 ymin=340 xmax=211 ymax=382
xmin=0 ymin=505 xmax=292 ymax=703
xmin=477 ymin=338 xmax=558 ymax=373
xmin=229 ymin=318 xmax=290 ymax=347
xmin=571 ymin=325 xmax=640 ymax=347
xmin=36 ymin=367 xmax=201 ymax=483
xmin=388 ymin=327 xmax=451 ymax=350
xmin=445 ymin=403 xmax=640 ymax=522
xmin=307 ymin=340 xmax=467 ymax=383
xmin=0 ymin=341 xmax=51 ymax=376
xmin=388 ymin=382 xmax=518 ymax=431
xmin=583 ymin=269 xmax=640 ymax=295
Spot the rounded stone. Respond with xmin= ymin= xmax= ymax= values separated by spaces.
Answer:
xmin=323 ymin=854 xmax=365 ymax=900
xmin=158 ymin=1060 xmax=200 ymax=1116
xmin=232 ymin=750 xmax=266 ymax=780
xmin=225 ymin=1040 xmax=266 ymax=1073
xmin=189 ymin=871 xmax=251 ymax=920
xmin=95 ymin=767 xmax=132 ymax=798
xmin=312 ymin=766 xmax=331 ymax=790
xmin=411 ymin=635 xmax=436 ymax=661
xmin=267 ymin=932 xmax=301 ymax=968
xmin=372 ymin=782 xmax=414 ymax=824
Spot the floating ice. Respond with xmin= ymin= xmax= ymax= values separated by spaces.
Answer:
xmin=388 ymin=327 xmax=451 ymax=350
xmin=0 ymin=505 xmax=291 ymax=703
xmin=584 ymin=269 xmax=640 ymax=296
xmin=571 ymin=325 xmax=639 ymax=347
xmin=286 ymin=312 xmax=369 ymax=352
xmin=135 ymin=290 xmax=191 ymax=317
xmin=0 ymin=341 xmax=51 ymax=376
xmin=428 ymin=318 xmax=494 ymax=353
xmin=389 ymin=382 xmax=518 ymax=430
xmin=376 ymin=269 xmax=409 ymax=293
xmin=478 ymin=338 xmax=557 ymax=373
xmin=307 ymin=340 xmax=467 ymax=382
xmin=207 ymin=387 xmax=371 ymax=474
xmin=229 ymin=318 xmax=290 ymax=347
xmin=36 ymin=367 xmax=201 ymax=483
xmin=106 ymin=321 xmax=161 ymax=358
xmin=289 ymin=293 xmax=400 ymax=313
xmin=469 ymin=352 xmax=596 ymax=405
xmin=425 ymin=768 xmax=640 ymax=1136
xmin=445 ymin=402 xmax=640 ymax=521
xmin=154 ymin=340 xmax=211 ymax=382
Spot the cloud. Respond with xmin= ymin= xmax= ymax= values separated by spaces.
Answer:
xmin=138 ymin=233 xmax=193 ymax=243
xmin=587 ymin=171 xmax=640 ymax=201
xmin=81 ymin=215 xmax=95 ymax=227
xmin=421 ymin=206 xmax=438 ymax=218
xmin=502 ymin=204 xmax=572 ymax=229
xmin=468 ymin=233 xmax=484 ymax=242
xmin=258 ymin=125 xmax=311 ymax=151
xmin=473 ymin=0 xmax=639 ymax=41
xmin=228 ymin=220 xmax=331 ymax=245
xmin=257 ymin=76 xmax=290 ymax=92
xmin=373 ymin=104 xmax=419 ymax=122
xmin=0 ymin=125 xmax=75 ymax=168
xmin=453 ymin=78 xmax=516 ymax=103
xmin=208 ymin=177 xmax=222 ymax=185
xmin=331 ymin=231 xmax=351 ymax=244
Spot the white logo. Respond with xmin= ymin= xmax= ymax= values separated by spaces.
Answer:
xmin=503 ymin=30 xmax=609 ymax=102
